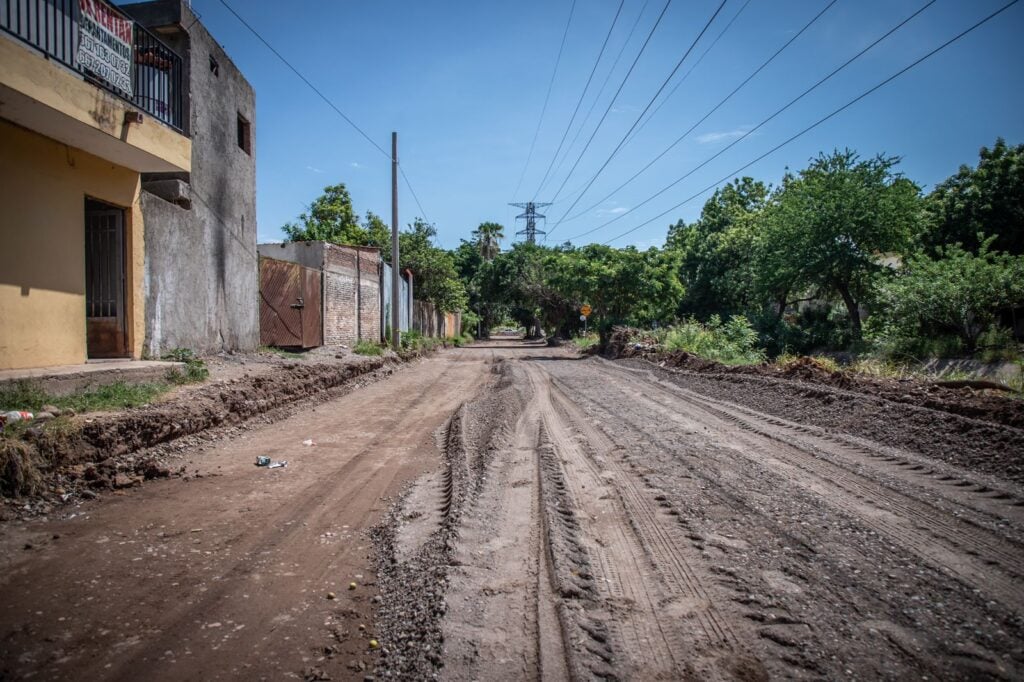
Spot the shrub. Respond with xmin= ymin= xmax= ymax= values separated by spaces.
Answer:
xmin=354 ymin=341 xmax=384 ymax=356
xmin=162 ymin=348 xmax=209 ymax=385
xmin=659 ymin=315 xmax=765 ymax=365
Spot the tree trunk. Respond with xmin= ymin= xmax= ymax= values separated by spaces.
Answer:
xmin=836 ymin=284 xmax=862 ymax=340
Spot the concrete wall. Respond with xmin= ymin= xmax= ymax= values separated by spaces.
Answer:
xmin=124 ymin=1 xmax=259 ymax=357
xmin=0 ymin=120 xmax=145 ymax=369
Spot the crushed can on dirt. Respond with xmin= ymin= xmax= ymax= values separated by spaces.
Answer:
xmin=255 ymin=456 xmax=287 ymax=468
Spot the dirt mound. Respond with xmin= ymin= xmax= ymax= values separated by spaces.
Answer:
xmin=1 ymin=355 xmax=395 ymax=509
xmin=604 ymin=327 xmax=1024 ymax=430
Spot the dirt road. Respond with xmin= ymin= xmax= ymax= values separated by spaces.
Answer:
xmin=3 ymin=341 xmax=1024 ymax=680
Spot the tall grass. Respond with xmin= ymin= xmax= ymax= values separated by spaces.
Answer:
xmin=654 ymin=316 xmax=765 ymax=365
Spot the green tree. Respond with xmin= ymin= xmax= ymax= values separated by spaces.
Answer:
xmin=472 ymin=222 xmax=505 ymax=261
xmin=282 ymin=183 xmax=369 ymax=244
xmin=923 ymin=138 xmax=1024 ymax=255
xmin=757 ymin=150 xmax=923 ymax=339
xmin=874 ymin=238 xmax=1024 ymax=353
xmin=667 ymin=177 xmax=768 ymax=319
xmin=398 ymin=219 xmax=467 ymax=313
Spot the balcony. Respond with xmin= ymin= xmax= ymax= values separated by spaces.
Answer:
xmin=0 ymin=0 xmax=183 ymax=132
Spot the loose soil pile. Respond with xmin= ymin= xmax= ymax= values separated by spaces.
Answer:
xmin=607 ymin=327 xmax=1024 ymax=430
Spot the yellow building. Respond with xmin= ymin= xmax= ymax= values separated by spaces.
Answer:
xmin=0 ymin=0 xmax=190 ymax=370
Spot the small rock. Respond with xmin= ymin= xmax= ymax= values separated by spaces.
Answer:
xmin=41 ymin=404 xmax=62 ymax=416
xmin=349 ymin=582 xmax=357 ymax=590
xmin=113 ymin=474 xmax=134 ymax=489
xmin=327 ymin=592 xmax=336 ymax=600
xmin=33 ymin=411 xmax=55 ymax=423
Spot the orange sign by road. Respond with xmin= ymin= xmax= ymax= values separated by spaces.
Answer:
xmin=580 ymin=304 xmax=592 ymax=317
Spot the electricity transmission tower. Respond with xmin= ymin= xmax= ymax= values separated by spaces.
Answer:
xmin=509 ymin=202 xmax=552 ymax=244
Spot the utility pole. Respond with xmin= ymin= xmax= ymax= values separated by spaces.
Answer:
xmin=391 ymin=132 xmax=400 ymax=351
xmin=509 ymin=202 xmax=551 ymax=244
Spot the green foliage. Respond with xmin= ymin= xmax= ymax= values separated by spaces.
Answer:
xmin=259 ymin=345 xmax=304 ymax=360
xmin=161 ymin=348 xmax=209 ymax=385
xmin=354 ymin=341 xmax=384 ymax=356
xmin=282 ymin=184 xmax=367 ymax=245
xmin=655 ymin=316 xmax=766 ymax=365
xmin=572 ymin=333 xmax=600 ymax=351
xmin=400 ymin=330 xmax=442 ymax=353
xmin=0 ymin=379 xmax=168 ymax=413
xmin=754 ymin=150 xmax=923 ymax=339
xmin=922 ymin=138 xmax=1024 ymax=255
xmin=872 ymin=239 xmax=1024 ymax=354
xmin=399 ymin=219 xmax=468 ymax=312
xmin=472 ymin=222 xmax=505 ymax=261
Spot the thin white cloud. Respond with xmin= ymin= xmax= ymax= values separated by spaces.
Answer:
xmin=305 ymin=165 xmax=325 ymax=174
xmin=696 ymin=127 xmax=752 ymax=144
xmin=349 ymin=161 xmax=363 ymax=169
xmin=595 ymin=205 xmax=630 ymax=216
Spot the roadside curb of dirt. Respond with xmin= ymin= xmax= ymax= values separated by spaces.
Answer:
xmin=2 ymin=348 xmax=441 ymax=515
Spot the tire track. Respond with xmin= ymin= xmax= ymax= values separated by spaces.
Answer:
xmin=525 ymin=362 xmax=756 ymax=680
xmin=591 ymin=361 xmax=1024 ymax=615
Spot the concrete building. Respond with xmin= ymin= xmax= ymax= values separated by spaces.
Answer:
xmin=0 ymin=0 xmax=258 ymax=372
xmin=122 ymin=0 xmax=258 ymax=357
xmin=1 ymin=0 xmax=191 ymax=370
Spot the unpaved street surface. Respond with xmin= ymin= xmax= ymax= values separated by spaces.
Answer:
xmin=4 ymin=341 xmax=1024 ymax=680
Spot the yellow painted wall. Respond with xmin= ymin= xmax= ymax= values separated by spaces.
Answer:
xmin=0 ymin=36 xmax=190 ymax=172
xmin=0 ymin=120 xmax=145 ymax=370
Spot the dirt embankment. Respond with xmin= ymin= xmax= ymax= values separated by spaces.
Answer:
xmin=2 ymin=354 xmax=403 ymax=514
xmin=606 ymin=327 xmax=1024 ymax=431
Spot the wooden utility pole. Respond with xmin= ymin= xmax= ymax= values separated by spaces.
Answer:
xmin=391 ymin=132 xmax=401 ymax=351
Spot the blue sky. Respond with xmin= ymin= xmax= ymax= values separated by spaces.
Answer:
xmin=186 ymin=0 xmax=1024 ymax=250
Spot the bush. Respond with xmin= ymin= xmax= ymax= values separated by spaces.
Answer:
xmin=162 ymin=348 xmax=209 ymax=385
xmin=657 ymin=315 xmax=765 ymax=365
xmin=354 ymin=341 xmax=384 ymax=356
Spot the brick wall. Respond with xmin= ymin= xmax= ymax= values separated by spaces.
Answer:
xmin=321 ymin=244 xmax=381 ymax=347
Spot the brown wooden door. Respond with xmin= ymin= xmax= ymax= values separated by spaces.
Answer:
xmin=85 ymin=199 xmax=128 ymax=358
xmin=259 ymin=258 xmax=322 ymax=348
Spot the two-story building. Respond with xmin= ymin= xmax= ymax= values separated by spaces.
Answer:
xmin=0 ymin=0 xmax=257 ymax=371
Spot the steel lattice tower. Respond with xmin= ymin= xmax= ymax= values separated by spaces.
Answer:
xmin=509 ymin=202 xmax=551 ymax=244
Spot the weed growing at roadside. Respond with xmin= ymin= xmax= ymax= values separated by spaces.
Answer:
xmin=162 ymin=348 xmax=210 ymax=385
xmin=1 ymin=379 xmax=167 ymax=414
xmin=573 ymin=334 xmax=600 ymax=351
xmin=657 ymin=316 xmax=765 ymax=365
xmin=354 ymin=341 xmax=384 ymax=356
xmin=259 ymin=345 xmax=304 ymax=360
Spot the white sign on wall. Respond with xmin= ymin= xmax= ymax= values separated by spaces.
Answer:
xmin=77 ymin=0 xmax=133 ymax=96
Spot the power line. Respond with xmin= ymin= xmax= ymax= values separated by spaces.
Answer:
xmin=546 ymin=0 xmax=674 ymax=205
xmin=216 ymin=0 xmax=389 ymax=159
xmin=625 ymin=0 xmax=753 ymax=148
xmin=533 ymin=0 xmax=626 ymax=200
xmin=561 ymin=0 xmax=839 ymax=227
xmin=510 ymin=0 xmax=578 ymax=202
xmin=216 ymin=0 xmax=437 ymax=238
xmin=599 ymin=0 xmax=1022 ymax=246
xmin=567 ymin=0 xmax=934 ymax=242
xmin=546 ymin=0 xmax=729 ymax=238
xmin=543 ymin=0 xmax=652 ymax=202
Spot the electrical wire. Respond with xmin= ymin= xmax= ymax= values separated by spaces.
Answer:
xmin=510 ymin=0 xmax=578 ymax=202
xmin=543 ymin=0 xmax=653 ymax=203
xmin=560 ymin=0 xmax=840 ymax=227
xmin=216 ymin=0 xmax=438 ymax=239
xmin=533 ymin=0 xmax=626 ymax=200
xmin=567 ymin=0 xmax=935 ymax=242
xmin=598 ymin=0 xmax=1021 ymax=246
xmin=546 ymin=0 xmax=674 ymax=206
xmin=546 ymin=0 xmax=730 ymax=237
xmin=217 ymin=0 xmax=389 ymax=159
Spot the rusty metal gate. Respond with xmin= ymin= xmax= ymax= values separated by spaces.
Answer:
xmin=259 ymin=257 xmax=322 ymax=348
xmin=85 ymin=198 xmax=128 ymax=358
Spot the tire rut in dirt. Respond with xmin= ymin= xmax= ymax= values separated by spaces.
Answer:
xmin=540 ymin=358 xmax=1024 ymax=679
xmin=598 ymin=361 xmax=1024 ymax=613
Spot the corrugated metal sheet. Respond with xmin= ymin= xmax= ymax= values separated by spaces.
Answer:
xmin=380 ymin=262 xmax=411 ymax=340
xmin=259 ymin=257 xmax=322 ymax=348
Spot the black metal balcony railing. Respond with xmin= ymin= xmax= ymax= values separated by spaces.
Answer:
xmin=0 ymin=0 xmax=184 ymax=132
